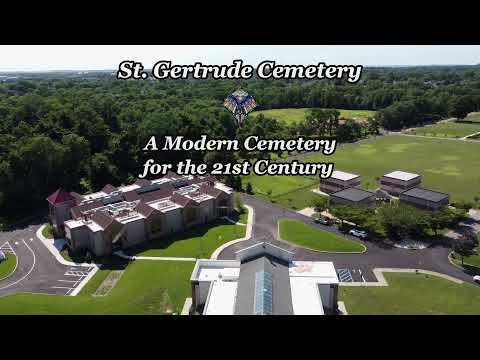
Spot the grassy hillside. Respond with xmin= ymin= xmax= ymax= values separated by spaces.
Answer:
xmin=250 ymin=108 xmax=376 ymax=125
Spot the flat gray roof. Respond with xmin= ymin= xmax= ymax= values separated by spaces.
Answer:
xmin=234 ymin=255 xmax=293 ymax=315
xmin=400 ymin=187 xmax=449 ymax=203
xmin=330 ymin=187 xmax=376 ymax=202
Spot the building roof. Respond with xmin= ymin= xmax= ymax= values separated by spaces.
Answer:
xmin=135 ymin=202 xmax=157 ymax=218
xmin=383 ymin=171 xmax=421 ymax=181
xmin=234 ymin=254 xmax=294 ymax=315
xmin=400 ymin=187 xmax=449 ymax=203
xmin=330 ymin=170 xmax=360 ymax=181
xmin=135 ymin=178 xmax=151 ymax=187
xmin=330 ymin=187 xmax=376 ymax=202
xmin=71 ymin=200 xmax=104 ymax=219
xmin=171 ymin=192 xmax=198 ymax=207
xmin=102 ymin=184 xmax=117 ymax=194
xmin=47 ymin=188 xmax=75 ymax=205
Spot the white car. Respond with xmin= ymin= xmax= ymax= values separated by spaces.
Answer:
xmin=473 ymin=275 xmax=480 ymax=284
xmin=349 ymin=229 xmax=368 ymax=238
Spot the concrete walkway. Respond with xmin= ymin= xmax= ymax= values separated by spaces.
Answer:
xmin=460 ymin=131 xmax=480 ymax=140
xmin=114 ymin=251 xmax=196 ymax=262
xmin=36 ymin=225 xmax=97 ymax=268
xmin=210 ymin=205 xmax=254 ymax=259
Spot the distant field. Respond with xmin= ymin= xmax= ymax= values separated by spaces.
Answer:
xmin=242 ymin=135 xmax=480 ymax=209
xmin=407 ymin=122 xmax=480 ymax=138
xmin=466 ymin=112 xmax=480 ymax=122
xmin=250 ymin=108 xmax=376 ymax=125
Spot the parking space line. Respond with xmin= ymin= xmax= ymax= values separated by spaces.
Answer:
xmin=337 ymin=268 xmax=354 ymax=282
xmin=52 ymin=286 xmax=74 ymax=290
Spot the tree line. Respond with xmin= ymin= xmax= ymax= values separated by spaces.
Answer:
xmin=0 ymin=65 xmax=479 ymax=221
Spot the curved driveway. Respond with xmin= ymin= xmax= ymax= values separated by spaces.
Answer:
xmin=217 ymin=194 xmax=476 ymax=283
xmin=0 ymin=222 xmax=95 ymax=297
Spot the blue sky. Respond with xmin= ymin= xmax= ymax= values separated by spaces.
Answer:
xmin=0 ymin=45 xmax=479 ymax=71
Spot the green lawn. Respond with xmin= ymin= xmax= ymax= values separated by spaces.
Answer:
xmin=251 ymin=108 xmax=376 ymax=125
xmin=243 ymin=173 xmax=317 ymax=198
xmin=340 ymin=272 xmax=480 ymax=314
xmin=272 ymin=185 xmax=326 ymax=210
xmin=0 ymin=254 xmax=16 ymax=280
xmin=278 ymin=219 xmax=365 ymax=252
xmin=244 ymin=135 xmax=480 ymax=204
xmin=407 ymin=122 xmax=480 ymax=138
xmin=125 ymin=219 xmax=246 ymax=258
xmin=42 ymin=223 xmax=53 ymax=238
xmin=452 ymin=242 xmax=480 ymax=269
xmin=0 ymin=260 xmax=194 ymax=314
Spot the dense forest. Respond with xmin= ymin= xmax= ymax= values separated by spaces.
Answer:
xmin=0 ymin=65 xmax=479 ymax=222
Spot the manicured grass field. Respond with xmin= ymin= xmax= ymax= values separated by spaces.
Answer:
xmin=250 ymin=108 xmax=376 ymax=125
xmin=278 ymin=219 xmax=365 ymax=252
xmin=244 ymin=136 xmax=480 ymax=207
xmin=0 ymin=260 xmax=194 ymax=314
xmin=408 ymin=122 xmax=480 ymax=138
xmin=125 ymin=219 xmax=246 ymax=258
xmin=339 ymin=272 xmax=480 ymax=314
xmin=272 ymin=185 xmax=326 ymax=210
xmin=243 ymin=173 xmax=317 ymax=198
xmin=0 ymin=254 xmax=16 ymax=280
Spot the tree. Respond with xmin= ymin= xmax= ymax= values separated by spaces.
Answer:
xmin=428 ymin=207 xmax=461 ymax=236
xmin=312 ymin=197 xmax=329 ymax=214
xmin=245 ymin=182 xmax=253 ymax=195
xmin=452 ymin=235 xmax=477 ymax=265
xmin=305 ymin=108 xmax=329 ymax=137
xmin=378 ymin=203 xmax=429 ymax=239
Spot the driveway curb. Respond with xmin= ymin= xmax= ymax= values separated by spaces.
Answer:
xmin=210 ymin=205 xmax=254 ymax=260
xmin=36 ymin=225 xmax=96 ymax=268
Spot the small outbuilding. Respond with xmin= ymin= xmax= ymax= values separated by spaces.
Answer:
xmin=399 ymin=187 xmax=449 ymax=210
xmin=329 ymin=187 xmax=376 ymax=207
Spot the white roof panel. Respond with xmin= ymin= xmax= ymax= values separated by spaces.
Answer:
xmin=330 ymin=170 xmax=359 ymax=181
xmin=290 ymin=277 xmax=324 ymax=315
xmin=290 ymin=261 xmax=339 ymax=283
xmin=204 ymin=281 xmax=238 ymax=315
xmin=383 ymin=171 xmax=420 ymax=181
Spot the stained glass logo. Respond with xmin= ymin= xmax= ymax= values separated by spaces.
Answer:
xmin=223 ymin=89 xmax=257 ymax=127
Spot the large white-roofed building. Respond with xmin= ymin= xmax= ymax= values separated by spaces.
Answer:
xmin=319 ymin=170 xmax=361 ymax=194
xmin=379 ymin=170 xmax=422 ymax=196
xmin=190 ymin=242 xmax=339 ymax=315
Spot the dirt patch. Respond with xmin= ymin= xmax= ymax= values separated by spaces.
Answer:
xmin=93 ymin=270 xmax=124 ymax=296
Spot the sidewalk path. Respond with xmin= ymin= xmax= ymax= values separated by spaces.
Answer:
xmin=36 ymin=225 xmax=95 ymax=268
xmin=114 ymin=251 xmax=196 ymax=262
xmin=210 ymin=205 xmax=254 ymax=260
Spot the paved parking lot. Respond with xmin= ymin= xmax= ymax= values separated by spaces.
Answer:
xmin=51 ymin=267 xmax=95 ymax=295
xmin=0 ymin=223 xmax=95 ymax=297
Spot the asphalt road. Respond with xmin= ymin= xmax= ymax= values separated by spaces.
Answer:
xmin=0 ymin=222 xmax=95 ymax=297
xmin=218 ymin=194 xmax=477 ymax=284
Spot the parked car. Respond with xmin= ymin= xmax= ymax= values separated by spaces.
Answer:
xmin=0 ymin=250 xmax=5 ymax=262
xmin=473 ymin=275 xmax=480 ymax=284
xmin=349 ymin=229 xmax=368 ymax=238
xmin=314 ymin=217 xmax=332 ymax=225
